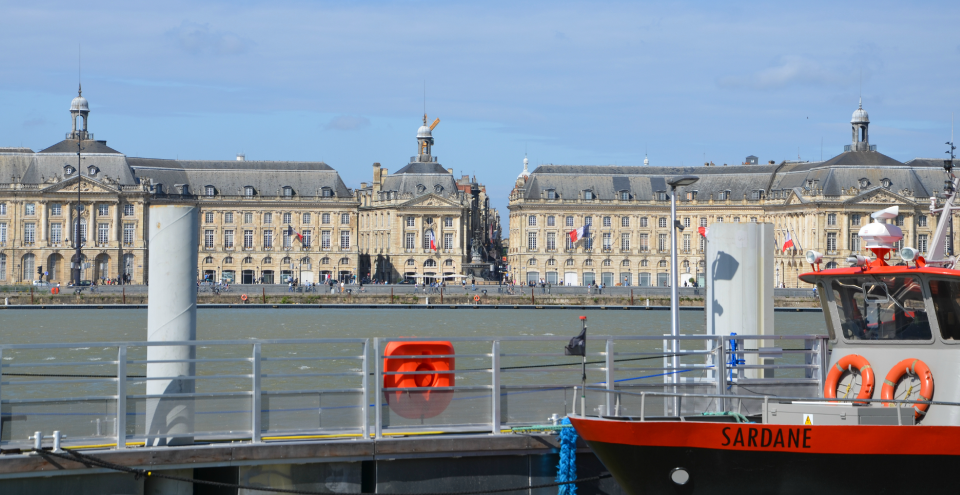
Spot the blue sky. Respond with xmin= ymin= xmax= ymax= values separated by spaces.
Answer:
xmin=2 ymin=0 xmax=959 ymax=226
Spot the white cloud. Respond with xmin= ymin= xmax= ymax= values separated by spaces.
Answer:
xmin=718 ymin=56 xmax=855 ymax=90
xmin=169 ymin=21 xmax=251 ymax=56
xmin=323 ymin=115 xmax=371 ymax=131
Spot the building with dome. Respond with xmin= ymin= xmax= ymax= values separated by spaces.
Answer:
xmin=507 ymin=100 xmax=956 ymax=288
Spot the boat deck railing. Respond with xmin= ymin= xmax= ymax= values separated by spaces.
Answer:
xmin=0 ymin=333 xmax=829 ymax=451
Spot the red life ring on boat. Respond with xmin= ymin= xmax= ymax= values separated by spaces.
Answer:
xmin=824 ymin=354 xmax=875 ymax=404
xmin=383 ymin=341 xmax=455 ymax=419
xmin=881 ymin=358 xmax=934 ymax=420
xmin=51 ymin=287 xmax=59 ymax=295
xmin=240 ymin=294 xmax=248 ymax=301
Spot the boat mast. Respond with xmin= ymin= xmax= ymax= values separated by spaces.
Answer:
xmin=924 ymin=138 xmax=957 ymax=266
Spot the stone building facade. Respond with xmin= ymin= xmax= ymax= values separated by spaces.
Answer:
xmin=0 ymin=93 xmax=501 ymax=285
xmin=508 ymin=101 xmax=956 ymax=288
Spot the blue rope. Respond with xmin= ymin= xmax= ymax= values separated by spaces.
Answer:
xmin=556 ymin=417 xmax=578 ymax=495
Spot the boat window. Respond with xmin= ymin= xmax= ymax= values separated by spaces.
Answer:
xmin=928 ymin=280 xmax=960 ymax=340
xmin=831 ymin=276 xmax=932 ymax=341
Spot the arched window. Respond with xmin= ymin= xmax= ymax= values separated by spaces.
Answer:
xmin=339 ymin=257 xmax=350 ymax=265
xmin=406 ymin=259 xmax=415 ymax=266
xmin=424 ymin=259 xmax=437 ymax=267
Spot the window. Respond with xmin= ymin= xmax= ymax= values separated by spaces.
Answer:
xmin=641 ymin=259 xmax=648 ymax=267
xmin=683 ymin=217 xmax=691 ymax=228
xmin=641 ymin=217 xmax=648 ymax=228
xmin=283 ymin=229 xmax=292 ymax=248
xmin=319 ymin=213 xmax=329 ymax=224
xmin=302 ymin=213 xmax=311 ymax=224
xmin=850 ymin=234 xmax=860 ymax=252
xmin=918 ymin=215 xmax=928 ymax=227
xmin=406 ymin=259 xmax=415 ymax=266
xmin=98 ymin=223 xmax=109 ymax=244
xmin=566 ymin=259 xmax=574 ymax=266
xmin=282 ymin=212 xmax=292 ymax=224
xmin=302 ymin=230 xmax=312 ymax=247
xmin=751 ymin=217 xmax=758 ymax=222
xmin=0 ymin=223 xmax=6 ymax=245
xmin=205 ymin=212 xmax=214 ymax=224
xmin=51 ymin=223 xmax=62 ymax=244
xmin=405 ymin=232 xmax=415 ymax=249
xmin=76 ymin=219 xmax=86 ymax=242
xmin=225 ymin=212 xmax=234 ymax=224
xmin=585 ymin=216 xmax=593 ymax=226
xmin=547 ymin=216 xmax=555 ymax=226
xmin=224 ymin=230 xmax=234 ymax=249
xmin=444 ymin=233 xmax=454 ymax=250
xmin=716 ymin=217 xmax=724 ymax=223
xmin=658 ymin=234 xmax=667 ymax=251
xmin=658 ymin=217 xmax=667 ymax=228
xmin=585 ymin=236 xmax=593 ymax=250
xmin=566 ymin=216 xmax=574 ymax=227
xmin=244 ymin=212 xmax=253 ymax=224
xmin=656 ymin=191 xmax=667 ymax=201
xmin=244 ymin=230 xmax=254 ymax=249
xmin=264 ymin=213 xmax=273 ymax=224
xmin=528 ymin=231 xmax=537 ymax=250
xmin=283 ymin=186 xmax=293 ymax=197
xmin=547 ymin=232 xmax=556 ymax=250
xmin=895 ymin=214 xmax=904 ymax=227
xmin=528 ymin=215 xmax=537 ymax=226
xmin=683 ymin=234 xmax=690 ymax=252
xmin=321 ymin=187 xmax=333 ymax=197
xmin=263 ymin=230 xmax=273 ymax=248
xmin=620 ymin=191 xmax=629 ymax=201
xmin=734 ymin=217 xmax=740 ymax=223
xmin=602 ymin=259 xmax=612 ymax=267
xmin=547 ymin=189 xmax=557 ymax=200
xmin=621 ymin=217 xmax=630 ymax=227
xmin=406 ymin=216 xmax=415 ymax=227
xmin=123 ymin=224 xmax=134 ymax=246
xmin=851 ymin=214 xmax=861 ymax=227
xmin=658 ymin=260 xmax=667 ymax=268
xmin=602 ymin=232 xmax=612 ymax=250
xmin=566 ymin=235 xmax=575 ymax=250
xmin=341 ymin=213 xmax=350 ymax=225
xmin=25 ymin=203 xmax=35 ymax=216
xmin=205 ymin=186 xmax=215 ymax=196
xmin=639 ymin=233 xmax=649 ymax=251
xmin=603 ymin=216 xmax=612 ymax=227
xmin=584 ymin=259 xmax=593 ymax=266
xmin=322 ymin=231 xmax=332 ymax=249
xmin=831 ymin=276 xmax=931 ymax=341
xmin=244 ymin=186 xmax=255 ymax=197
xmin=919 ymin=234 xmax=929 ymax=253
xmin=50 ymin=203 xmax=62 ymax=216
xmin=621 ymin=233 xmax=630 ymax=251
xmin=24 ymin=223 xmax=35 ymax=243
xmin=224 ymin=256 xmax=233 ymax=264
xmin=700 ymin=217 xmax=707 ymax=227
xmin=827 ymin=232 xmax=837 ymax=252
xmin=827 ymin=213 xmax=837 ymax=226
xmin=0 ymin=203 xmax=5 ymax=215
xmin=205 ymin=230 xmax=215 ymax=248
xmin=528 ymin=258 xmax=537 ymax=266
xmin=583 ymin=190 xmax=594 ymax=200
xmin=98 ymin=204 xmax=109 ymax=216
xmin=423 ymin=230 xmax=433 ymax=249
xmin=444 ymin=217 xmax=453 ymax=227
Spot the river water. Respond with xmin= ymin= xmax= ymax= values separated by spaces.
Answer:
xmin=0 ymin=309 xmax=827 ymax=443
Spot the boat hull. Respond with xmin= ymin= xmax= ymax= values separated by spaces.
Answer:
xmin=570 ymin=417 xmax=960 ymax=494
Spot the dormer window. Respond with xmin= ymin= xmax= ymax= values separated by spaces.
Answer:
xmin=321 ymin=187 xmax=333 ymax=197
xmin=619 ymin=191 xmax=629 ymax=201
xmin=205 ymin=186 xmax=216 ymax=196
xmin=87 ymin=165 xmax=99 ymax=176
xmin=244 ymin=186 xmax=255 ymax=197
xmin=583 ymin=190 xmax=594 ymax=200
xmin=881 ymin=178 xmax=892 ymax=189
xmin=656 ymin=191 xmax=667 ymax=201
xmin=417 ymin=184 xmax=426 ymax=194
xmin=282 ymin=186 xmax=293 ymax=197
xmin=64 ymin=165 xmax=75 ymax=176
xmin=177 ymin=184 xmax=189 ymax=195
xmin=434 ymin=184 xmax=444 ymax=194
xmin=546 ymin=189 xmax=557 ymax=200
xmin=859 ymin=178 xmax=870 ymax=188
xmin=154 ymin=184 xmax=163 ymax=194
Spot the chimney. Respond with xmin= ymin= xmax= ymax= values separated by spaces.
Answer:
xmin=361 ymin=182 xmax=367 ymax=189
xmin=447 ymin=168 xmax=453 ymax=175
xmin=372 ymin=163 xmax=382 ymax=194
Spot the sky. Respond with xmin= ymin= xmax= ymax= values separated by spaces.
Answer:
xmin=2 ymin=0 xmax=959 ymax=229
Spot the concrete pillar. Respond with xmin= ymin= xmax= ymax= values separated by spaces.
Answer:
xmin=145 ymin=205 xmax=199 ymax=448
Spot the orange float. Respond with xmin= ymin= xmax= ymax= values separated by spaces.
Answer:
xmin=51 ymin=287 xmax=59 ymax=295
xmin=240 ymin=294 xmax=248 ymax=302
xmin=881 ymin=358 xmax=934 ymax=420
xmin=382 ymin=341 xmax=455 ymax=419
xmin=824 ymin=354 xmax=875 ymax=404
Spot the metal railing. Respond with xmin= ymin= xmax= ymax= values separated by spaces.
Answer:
xmin=0 ymin=334 xmax=828 ymax=450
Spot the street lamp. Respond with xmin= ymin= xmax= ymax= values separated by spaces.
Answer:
xmin=667 ymin=175 xmax=698 ymax=411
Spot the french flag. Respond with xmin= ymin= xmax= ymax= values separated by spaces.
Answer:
xmin=782 ymin=231 xmax=795 ymax=251
xmin=428 ymin=230 xmax=437 ymax=251
xmin=286 ymin=225 xmax=303 ymax=242
xmin=569 ymin=224 xmax=591 ymax=243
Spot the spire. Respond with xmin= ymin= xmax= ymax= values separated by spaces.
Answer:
xmin=518 ymin=154 xmax=530 ymax=180
xmin=78 ymin=83 xmax=82 ymax=97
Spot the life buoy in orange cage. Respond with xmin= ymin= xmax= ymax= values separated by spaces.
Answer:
xmin=51 ymin=287 xmax=59 ymax=295
xmin=824 ymin=354 xmax=875 ymax=403
xmin=240 ymin=294 xmax=248 ymax=301
xmin=881 ymin=358 xmax=934 ymax=420
xmin=383 ymin=341 xmax=455 ymax=419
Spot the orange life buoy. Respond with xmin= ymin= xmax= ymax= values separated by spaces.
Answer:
xmin=474 ymin=295 xmax=480 ymax=302
xmin=383 ymin=341 xmax=455 ymax=419
xmin=881 ymin=358 xmax=934 ymax=420
xmin=240 ymin=294 xmax=248 ymax=301
xmin=51 ymin=287 xmax=59 ymax=295
xmin=824 ymin=354 xmax=875 ymax=404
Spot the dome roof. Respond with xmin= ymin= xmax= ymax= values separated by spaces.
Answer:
xmin=517 ymin=156 xmax=530 ymax=179
xmin=417 ymin=125 xmax=432 ymax=138
xmin=851 ymin=99 xmax=869 ymax=123
xmin=71 ymin=92 xmax=89 ymax=113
